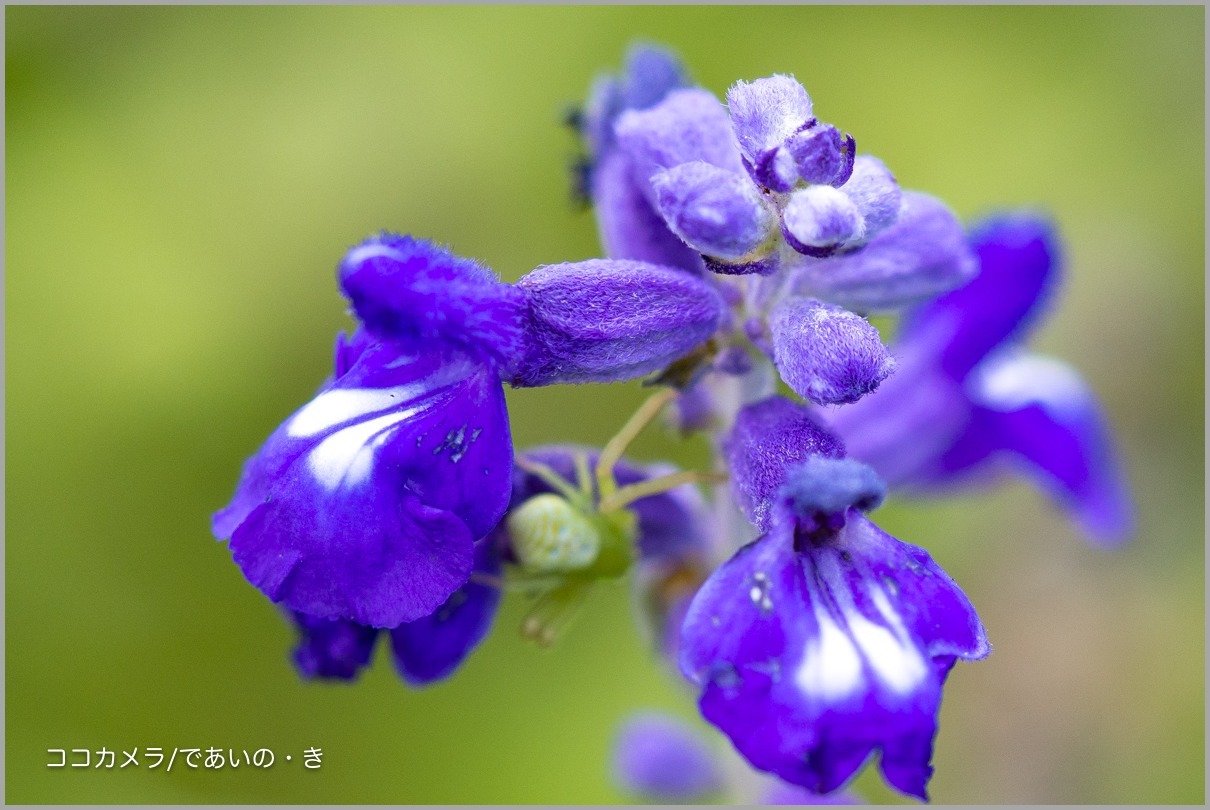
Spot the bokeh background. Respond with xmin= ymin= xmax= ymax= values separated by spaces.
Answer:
xmin=6 ymin=6 xmax=1204 ymax=804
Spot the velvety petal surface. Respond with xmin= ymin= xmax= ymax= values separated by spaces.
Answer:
xmin=839 ymin=156 xmax=901 ymax=242
xmin=924 ymin=351 xmax=1134 ymax=544
xmin=726 ymin=75 xmax=813 ymax=164
xmin=782 ymin=185 xmax=865 ymax=254
xmin=217 ymin=342 xmax=513 ymax=628
xmin=289 ymin=611 xmax=381 ymax=681
xmin=824 ymin=324 xmax=972 ymax=489
xmin=900 ymin=212 xmax=1059 ymax=379
xmin=788 ymin=192 xmax=978 ymax=312
xmin=511 ymin=259 xmax=725 ymax=386
xmin=582 ymin=43 xmax=689 ymax=158
xmin=769 ymin=297 xmax=894 ymax=406
xmin=725 ymin=396 xmax=846 ymax=531
xmin=679 ymin=514 xmax=988 ymax=800
xmin=337 ymin=233 xmax=526 ymax=368
xmin=612 ymin=711 xmax=725 ymax=800
xmin=389 ymin=539 xmax=503 ymax=685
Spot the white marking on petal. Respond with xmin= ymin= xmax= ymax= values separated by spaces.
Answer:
xmin=343 ymin=242 xmax=407 ymax=269
xmin=795 ymin=606 xmax=864 ymax=699
xmin=307 ymin=407 xmax=424 ymax=490
xmin=795 ymin=551 xmax=929 ymax=701
xmin=972 ymin=352 xmax=1086 ymax=417
xmin=288 ymin=386 xmax=429 ymax=438
xmin=847 ymin=609 xmax=928 ymax=696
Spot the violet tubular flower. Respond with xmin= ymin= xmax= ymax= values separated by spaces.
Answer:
xmin=215 ymin=232 xmax=725 ymax=681
xmin=680 ymin=396 xmax=989 ymax=801
xmin=612 ymin=711 xmax=725 ymax=802
xmin=827 ymin=213 xmax=1134 ymax=544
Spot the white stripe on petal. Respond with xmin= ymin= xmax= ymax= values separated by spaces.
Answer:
xmin=796 ymin=551 xmax=929 ymax=701
xmin=971 ymin=351 xmax=1086 ymax=417
xmin=288 ymin=385 xmax=430 ymax=438
xmin=795 ymin=607 xmax=864 ymax=700
xmin=307 ymin=407 xmax=425 ymax=490
xmin=848 ymin=607 xmax=928 ymax=696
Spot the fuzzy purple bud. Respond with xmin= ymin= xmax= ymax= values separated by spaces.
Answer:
xmin=511 ymin=259 xmax=725 ymax=386
xmin=840 ymin=156 xmax=901 ymax=242
xmin=726 ymin=75 xmax=814 ymax=165
xmin=769 ymin=297 xmax=895 ymax=406
xmin=652 ymin=161 xmax=777 ymax=261
xmin=782 ymin=186 xmax=864 ymax=256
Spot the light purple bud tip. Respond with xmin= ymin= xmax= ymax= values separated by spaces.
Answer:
xmin=613 ymin=712 xmax=724 ymax=800
xmin=652 ymin=162 xmax=776 ymax=262
xmin=781 ymin=186 xmax=864 ymax=256
xmin=769 ymin=297 xmax=895 ymax=405
xmin=780 ymin=456 xmax=886 ymax=525
xmin=727 ymin=74 xmax=814 ymax=164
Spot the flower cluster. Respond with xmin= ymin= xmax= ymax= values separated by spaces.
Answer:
xmin=213 ymin=42 xmax=1132 ymax=802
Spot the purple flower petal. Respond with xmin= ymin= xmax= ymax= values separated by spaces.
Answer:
xmin=652 ymin=161 xmax=777 ymax=262
xmin=789 ymin=191 xmax=978 ymax=312
xmin=824 ymin=329 xmax=972 ymax=488
xmin=389 ymin=539 xmax=503 ymax=685
xmin=591 ymin=150 xmax=706 ymax=273
xmin=761 ymin=780 xmax=862 ymax=805
xmin=289 ymin=611 xmax=381 ymax=681
xmin=511 ymin=259 xmax=725 ymax=386
xmin=612 ymin=711 xmax=725 ymax=800
xmin=619 ymin=43 xmax=691 ymax=115
xmin=726 ymin=75 xmax=813 ymax=166
xmin=679 ymin=513 xmax=988 ymax=801
xmin=785 ymin=123 xmax=848 ymax=187
xmin=725 ymin=396 xmax=846 ymax=532
xmin=839 ymin=156 xmax=901 ymax=243
xmin=769 ymin=297 xmax=895 ymax=406
xmin=926 ymin=352 xmax=1134 ymax=544
xmin=825 ymin=208 xmax=1133 ymax=548
xmin=902 ymin=212 xmax=1059 ymax=378
xmin=614 ymin=88 xmax=747 ymax=191
xmin=337 ymin=234 xmax=526 ymax=369
xmin=582 ymin=43 xmax=689 ymax=158
xmin=216 ymin=342 xmax=513 ymax=628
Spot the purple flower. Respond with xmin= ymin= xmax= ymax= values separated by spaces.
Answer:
xmin=612 ymin=711 xmax=725 ymax=801
xmin=827 ymin=213 xmax=1134 ymax=545
xmin=680 ymin=396 xmax=989 ymax=800
xmin=215 ymin=234 xmax=725 ymax=634
xmin=214 ymin=334 xmax=513 ymax=629
xmin=510 ymin=259 xmax=725 ymax=387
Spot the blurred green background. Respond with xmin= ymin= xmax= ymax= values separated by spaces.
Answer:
xmin=6 ymin=6 xmax=1203 ymax=804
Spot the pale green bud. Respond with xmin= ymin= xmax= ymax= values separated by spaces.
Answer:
xmin=507 ymin=493 xmax=601 ymax=574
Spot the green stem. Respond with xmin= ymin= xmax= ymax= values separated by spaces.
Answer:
xmin=598 ymin=470 xmax=728 ymax=515
xmin=595 ymin=387 xmax=678 ymax=500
